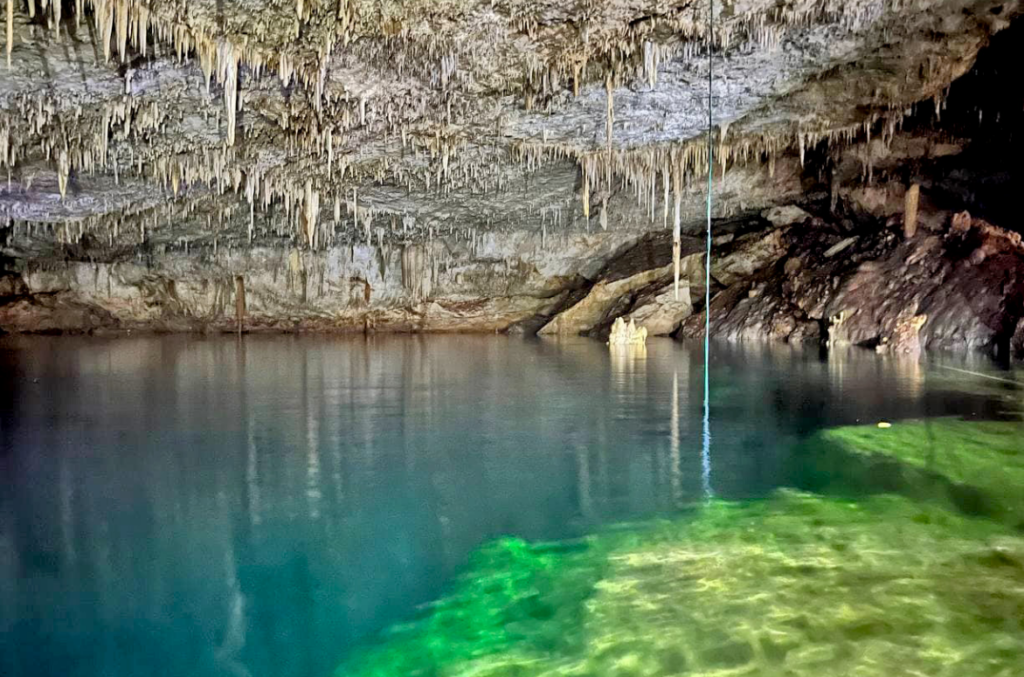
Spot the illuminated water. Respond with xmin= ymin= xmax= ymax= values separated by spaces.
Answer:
xmin=0 ymin=336 xmax=1021 ymax=677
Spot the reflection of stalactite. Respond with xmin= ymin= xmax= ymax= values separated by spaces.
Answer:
xmin=575 ymin=438 xmax=593 ymax=520
xmin=401 ymin=245 xmax=432 ymax=300
xmin=670 ymin=369 xmax=682 ymax=507
xmin=891 ymin=355 xmax=925 ymax=399
xmin=246 ymin=416 xmax=261 ymax=528
xmin=215 ymin=551 xmax=251 ymax=677
xmin=300 ymin=352 xmax=322 ymax=522
xmin=306 ymin=389 xmax=322 ymax=521
xmin=59 ymin=455 xmax=77 ymax=567
xmin=0 ymin=508 xmax=17 ymax=658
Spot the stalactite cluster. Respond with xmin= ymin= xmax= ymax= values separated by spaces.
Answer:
xmin=0 ymin=0 xmax=1017 ymax=265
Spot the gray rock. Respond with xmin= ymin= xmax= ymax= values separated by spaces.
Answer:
xmin=629 ymin=286 xmax=694 ymax=337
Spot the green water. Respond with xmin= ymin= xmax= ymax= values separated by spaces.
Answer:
xmin=344 ymin=418 xmax=1024 ymax=677
xmin=343 ymin=491 xmax=1024 ymax=677
xmin=0 ymin=336 xmax=1021 ymax=677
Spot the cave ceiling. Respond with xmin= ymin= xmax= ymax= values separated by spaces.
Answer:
xmin=0 ymin=0 xmax=1020 ymax=257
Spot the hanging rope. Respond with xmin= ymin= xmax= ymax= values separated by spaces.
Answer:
xmin=701 ymin=0 xmax=715 ymax=500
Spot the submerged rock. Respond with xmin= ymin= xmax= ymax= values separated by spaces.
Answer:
xmin=814 ymin=418 xmax=1024 ymax=524
xmin=340 ymin=484 xmax=1024 ymax=677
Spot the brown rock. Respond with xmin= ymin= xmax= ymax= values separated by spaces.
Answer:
xmin=763 ymin=206 xmax=811 ymax=228
xmin=849 ymin=185 xmax=906 ymax=218
xmin=951 ymin=211 xmax=973 ymax=235
xmin=0 ymin=273 xmax=28 ymax=297
xmin=713 ymin=229 xmax=789 ymax=287
xmin=877 ymin=312 xmax=928 ymax=355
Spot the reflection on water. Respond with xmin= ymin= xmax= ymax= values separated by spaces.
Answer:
xmin=0 ymin=335 xmax=1018 ymax=677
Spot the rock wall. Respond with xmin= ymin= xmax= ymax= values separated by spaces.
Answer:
xmin=3 ymin=177 xmax=1024 ymax=359
xmin=678 ymin=209 xmax=1024 ymax=358
xmin=4 ymin=197 xmax=1024 ymax=360
xmin=0 ymin=228 xmax=637 ymax=334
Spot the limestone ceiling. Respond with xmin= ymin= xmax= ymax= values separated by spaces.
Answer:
xmin=0 ymin=0 xmax=1020 ymax=257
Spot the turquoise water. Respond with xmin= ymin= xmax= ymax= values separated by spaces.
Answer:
xmin=0 ymin=336 xmax=1019 ymax=677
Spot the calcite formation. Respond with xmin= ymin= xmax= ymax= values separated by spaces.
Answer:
xmin=607 ymin=316 xmax=647 ymax=346
xmin=0 ymin=0 xmax=1021 ymax=354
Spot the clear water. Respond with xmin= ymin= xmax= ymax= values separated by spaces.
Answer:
xmin=0 ymin=335 xmax=1020 ymax=677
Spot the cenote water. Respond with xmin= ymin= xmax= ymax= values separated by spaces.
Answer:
xmin=1 ymin=336 xmax=1023 ymax=677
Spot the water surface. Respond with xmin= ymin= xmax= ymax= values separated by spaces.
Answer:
xmin=0 ymin=336 xmax=1019 ymax=677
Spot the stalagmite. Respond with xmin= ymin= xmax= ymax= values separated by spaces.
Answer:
xmin=904 ymin=183 xmax=920 ymax=239
xmin=608 ymin=317 xmax=647 ymax=346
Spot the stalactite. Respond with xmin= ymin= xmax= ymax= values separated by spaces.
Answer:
xmin=662 ymin=167 xmax=670 ymax=229
xmin=57 ymin=148 xmax=69 ymax=199
xmin=606 ymin=72 xmax=614 ymax=151
xmin=904 ymin=183 xmax=920 ymax=239
xmin=6 ymin=0 xmax=12 ymax=69
xmin=115 ymin=0 xmax=128 ymax=62
xmin=326 ymin=128 xmax=333 ymax=174
xmin=672 ymin=168 xmax=682 ymax=300
xmin=219 ymin=42 xmax=239 ymax=146
xmin=582 ymin=164 xmax=590 ymax=218
xmin=303 ymin=180 xmax=319 ymax=250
